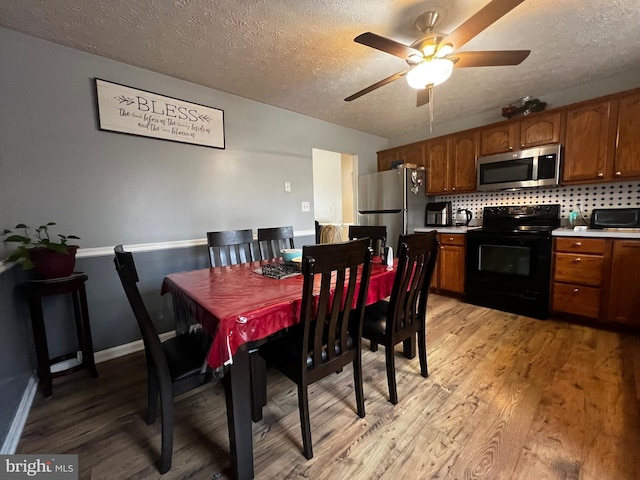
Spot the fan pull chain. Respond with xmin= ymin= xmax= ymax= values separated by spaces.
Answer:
xmin=428 ymin=84 xmax=434 ymax=134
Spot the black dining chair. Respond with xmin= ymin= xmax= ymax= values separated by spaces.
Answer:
xmin=259 ymin=239 xmax=373 ymax=459
xmin=257 ymin=226 xmax=295 ymax=260
xmin=206 ymin=229 xmax=255 ymax=267
xmin=348 ymin=225 xmax=387 ymax=256
xmin=113 ymin=245 xmax=212 ymax=474
xmin=361 ymin=231 xmax=439 ymax=405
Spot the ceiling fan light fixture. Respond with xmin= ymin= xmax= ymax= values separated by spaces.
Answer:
xmin=435 ymin=43 xmax=454 ymax=58
xmin=406 ymin=58 xmax=454 ymax=89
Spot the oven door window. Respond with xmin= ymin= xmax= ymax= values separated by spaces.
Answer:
xmin=478 ymin=244 xmax=531 ymax=276
xmin=480 ymin=158 xmax=533 ymax=185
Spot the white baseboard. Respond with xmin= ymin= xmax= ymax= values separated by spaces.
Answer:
xmin=94 ymin=331 xmax=175 ymax=364
xmin=1 ymin=375 xmax=38 ymax=454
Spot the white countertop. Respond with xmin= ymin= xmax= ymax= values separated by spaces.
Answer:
xmin=552 ymin=227 xmax=640 ymax=239
xmin=415 ymin=226 xmax=481 ymax=234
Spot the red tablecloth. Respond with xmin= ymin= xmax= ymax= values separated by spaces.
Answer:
xmin=161 ymin=260 xmax=396 ymax=370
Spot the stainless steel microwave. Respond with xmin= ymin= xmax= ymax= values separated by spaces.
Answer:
xmin=476 ymin=144 xmax=562 ymax=191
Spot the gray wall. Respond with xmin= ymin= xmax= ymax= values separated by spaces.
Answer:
xmin=0 ymin=27 xmax=388 ymax=448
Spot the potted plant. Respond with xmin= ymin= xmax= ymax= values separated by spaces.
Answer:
xmin=2 ymin=222 xmax=81 ymax=279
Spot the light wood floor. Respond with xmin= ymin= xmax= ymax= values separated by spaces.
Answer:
xmin=18 ymin=295 xmax=640 ymax=479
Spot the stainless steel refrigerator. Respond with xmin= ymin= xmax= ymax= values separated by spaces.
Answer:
xmin=357 ymin=167 xmax=428 ymax=250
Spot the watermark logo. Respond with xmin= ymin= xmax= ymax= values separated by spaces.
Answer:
xmin=0 ymin=455 xmax=77 ymax=479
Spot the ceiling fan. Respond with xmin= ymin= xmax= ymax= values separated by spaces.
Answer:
xmin=345 ymin=0 xmax=530 ymax=108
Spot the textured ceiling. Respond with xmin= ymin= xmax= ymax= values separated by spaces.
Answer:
xmin=1 ymin=0 xmax=640 ymax=138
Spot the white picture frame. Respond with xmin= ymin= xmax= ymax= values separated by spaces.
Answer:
xmin=95 ymin=78 xmax=225 ymax=149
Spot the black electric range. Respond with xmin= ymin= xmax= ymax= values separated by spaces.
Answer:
xmin=465 ymin=204 xmax=560 ymax=319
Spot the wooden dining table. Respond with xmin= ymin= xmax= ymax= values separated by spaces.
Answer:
xmin=161 ymin=258 xmax=397 ymax=479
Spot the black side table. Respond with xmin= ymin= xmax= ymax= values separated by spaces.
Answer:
xmin=25 ymin=272 xmax=98 ymax=397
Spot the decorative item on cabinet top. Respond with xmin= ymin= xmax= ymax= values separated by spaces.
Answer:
xmin=501 ymin=96 xmax=547 ymax=119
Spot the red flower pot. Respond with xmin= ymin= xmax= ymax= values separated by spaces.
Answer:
xmin=29 ymin=245 xmax=79 ymax=279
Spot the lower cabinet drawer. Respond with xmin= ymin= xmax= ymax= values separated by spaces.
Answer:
xmin=552 ymin=283 xmax=601 ymax=318
xmin=554 ymin=253 xmax=604 ymax=286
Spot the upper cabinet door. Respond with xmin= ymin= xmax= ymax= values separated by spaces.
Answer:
xmin=426 ymin=139 xmax=449 ymax=195
xmin=519 ymin=111 xmax=564 ymax=149
xmin=615 ymin=92 xmax=640 ymax=179
xmin=377 ymin=147 xmax=403 ymax=171
xmin=403 ymin=142 xmax=426 ymax=168
xmin=562 ymin=100 xmax=616 ymax=183
xmin=479 ymin=123 xmax=517 ymax=155
xmin=450 ymin=132 xmax=477 ymax=193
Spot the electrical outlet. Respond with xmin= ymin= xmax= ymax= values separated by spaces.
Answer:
xmin=284 ymin=181 xmax=291 ymax=193
xmin=301 ymin=201 xmax=310 ymax=212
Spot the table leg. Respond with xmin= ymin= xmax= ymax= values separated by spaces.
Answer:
xmin=26 ymin=292 xmax=52 ymax=397
xmin=223 ymin=345 xmax=254 ymax=480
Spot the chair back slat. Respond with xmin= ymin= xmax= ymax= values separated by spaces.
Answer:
xmin=207 ymin=229 xmax=255 ymax=267
xmin=299 ymin=239 xmax=373 ymax=375
xmin=348 ymin=225 xmax=387 ymax=256
xmin=257 ymin=226 xmax=295 ymax=260
xmin=113 ymin=245 xmax=170 ymax=379
xmin=387 ymin=232 xmax=439 ymax=336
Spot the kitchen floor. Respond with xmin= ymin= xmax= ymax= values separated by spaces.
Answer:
xmin=18 ymin=295 xmax=640 ymax=479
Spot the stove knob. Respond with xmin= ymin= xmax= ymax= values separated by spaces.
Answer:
xmin=573 ymin=288 xmax=580 ymax=294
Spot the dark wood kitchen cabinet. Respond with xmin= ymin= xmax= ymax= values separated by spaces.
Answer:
xmin=479 ymin=111 xmax=564 ymax=156
xmin=425 ymin=132 xmax=477 ymax=195
xmin=551 ymin=237 xmax=640 ymax=328
xmin=518 ymin=111 xmax=564 ymax=149
xmin=377 ymin=142 xmax=425 ymax=171
xmin=431 ymin=234 xmax=465 ymax=294
xmin=425 ymin=138 xmax=449 ymax=194
xmin=551 ymin=237 xmax=610 ymax=319
xmin=614 ymin=91 xmax=640 ymax=180
xmin=608 ymin=240 xmax=640 ymax=325
xmin=562 ymin=99 xmax=617 ymax=183
xmin=479 ymin=123 xmax=518 ymax=155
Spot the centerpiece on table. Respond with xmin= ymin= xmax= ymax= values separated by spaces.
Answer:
xmin=2 ymin=222 xmax=80 ymax=279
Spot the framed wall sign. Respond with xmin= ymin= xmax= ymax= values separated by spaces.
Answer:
xmin=95 ymin=78 xmax=225 ymax=149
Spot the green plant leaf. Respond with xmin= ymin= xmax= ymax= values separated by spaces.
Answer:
xmin=47 ymin=243 xmax=68 ymax=254
xmin=2 ymin=229 xmax=12 ymax=235
xmin=67 ymin=235 xmax=81 ymax=240
xmin=3 ymin=235 xmax=30 ymax=244
xmin=46 ymin=222 xmax=56 ymax=226
xmin=22 ymin=258 xmax=35 ymax=269
xmin=14 ymin=224 xmax=28 ymax=229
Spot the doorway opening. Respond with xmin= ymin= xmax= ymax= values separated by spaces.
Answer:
xmin=311 ymin=148 xmax=358 ymax=242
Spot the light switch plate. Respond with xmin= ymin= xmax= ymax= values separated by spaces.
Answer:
xmin=301 ymin=201 xmax=310 ymax=212
xmin=284 ymin=181 xmax=291 ymax=192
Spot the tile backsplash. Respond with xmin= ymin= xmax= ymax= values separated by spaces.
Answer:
xmin=433 ymin=181 xmax=640 ymax=225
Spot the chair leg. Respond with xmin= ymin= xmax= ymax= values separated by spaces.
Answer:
xmin=158 ymin=390 xmax=174 ymax=474
xmin=385 ymin=346 xmax=398 ymax=405
xmin=297 ymin=383 xmax=313 ymax=460
xmin=418 ymin=328 xmax=429 ymax=378
xmin=369 ymin=340 xmax=378 ymax=352
xmin=146 ymin=368 xmax=159 ymax=424
xmin=353 ymin=354 xmax=365 ymax=418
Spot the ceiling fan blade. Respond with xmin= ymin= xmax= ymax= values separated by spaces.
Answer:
xmin=417 ymin=88 xmax=430 ymax=107
xmin=345 ymin=69 xmax=411 ymax=102
xmin=451 ymin=50 xmax=530 ymax=67
xmin=440 ymin=0 xmax=525 ymax=51
xmin=354 ymin=32 xmax=421 ymax=60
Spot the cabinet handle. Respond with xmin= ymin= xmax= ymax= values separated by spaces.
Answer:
xmin=449 ymin=237 xmax=454 ymax=241
xmin=575 ymin=242 xmax=582 ymax=246
xmin=573 ymin=288 xmax=579 ymax=294
xmin=615 ymin=171 xmax=621 ymax=176
xmin=573 ymin=257 xmax=581 ymax=263
xmin=444 ymin=187 xmax=447 ymax=191
xmin=520 ymin=144 xmax=525 ymax=148
xmin=452 ymin=187 xmax=456 ymax=191
xmin=508 ymin=146 xmax=513 ymax=151
xmin=597 ymin=173 xmax=604 ymax=178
